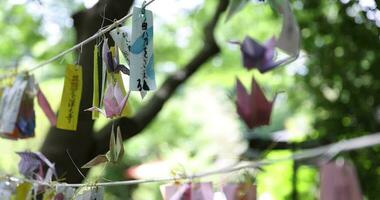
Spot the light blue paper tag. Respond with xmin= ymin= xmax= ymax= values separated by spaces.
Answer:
xmin=130 ymin=6 xmax=156 ymax=92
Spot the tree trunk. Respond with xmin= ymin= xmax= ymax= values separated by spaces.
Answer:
xmin=40 ymin=0 xmax=229 ymax=183
xmin=40 ymin=0 xmax=134 ymax=183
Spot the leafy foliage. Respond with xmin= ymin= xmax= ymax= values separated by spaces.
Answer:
xmin=294 ymin=0 xmax=380 ymax=198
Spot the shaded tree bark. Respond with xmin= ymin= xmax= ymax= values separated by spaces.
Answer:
xmin=41 ymin=0 xmax=229 ymax=183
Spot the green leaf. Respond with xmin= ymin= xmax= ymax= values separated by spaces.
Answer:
xmin=225 ymin=0 xmax=250 ymax=22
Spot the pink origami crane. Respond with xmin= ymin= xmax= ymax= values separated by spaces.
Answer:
xmin=236 ymin=77 xmax=276 ymax=129
xmin=86 ymin=82 xmax=130 ymax=118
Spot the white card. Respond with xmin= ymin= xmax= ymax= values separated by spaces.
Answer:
xmin=110 ymin=26 xmax=132 ymax=65
xmin=130 ymin=6 xmax=156 ymax=92
xmin=0 ymin=76 xmax=28 ymax=134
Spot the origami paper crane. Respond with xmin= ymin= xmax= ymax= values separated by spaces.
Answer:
xmin=234 ymin=36 xmax=288 ymax=73
xmin=236 ymin=77 xmax=276 ymax=129
xmin=102 ymin=38 xmax=129 ymax=75
xmin=82 ymin=126 xmax=124 ymax=168
xmin=85 ymin=82 xmax=130 ymax=118
xmin=17 ymin=151 xmax=56 ymax=182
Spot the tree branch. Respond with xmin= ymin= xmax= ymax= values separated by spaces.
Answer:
xmin=94 ymin=0 xmax=229 ymax=155
xmin=247 ymin=138 xmax=329 ymax=150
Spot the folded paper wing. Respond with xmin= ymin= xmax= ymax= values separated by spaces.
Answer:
xmin=82 ymin=126 xmax=124 ymax=168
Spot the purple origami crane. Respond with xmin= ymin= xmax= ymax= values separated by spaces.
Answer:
xmin=102 ymin=38 xmax=130 ymax=75
xmin=86 ymin=82 xmax=130 ymax=118
xmin=17 ymin=151 xmax=56 ymax=182
xmin=236 ymin=77 xmax=277 ymax=129
xmin=233 ymin=36 xmax=287 ymax=73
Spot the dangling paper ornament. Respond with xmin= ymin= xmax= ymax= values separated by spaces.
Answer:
xmin=0 ymin=75 xmax=36 ymax=139
xmin=15 ymin=182 xmax=33 ymax=200
xmin=320 ymin=161 xmax=363 ymax=200
xmin=236 ymin=77 xmax=276 ymax=129
xmin=86 ymin=43 xmax=132 ymax=118
xmin=0 ymin=76 xmax=28 ymax=136
xmin=17 ymin=151 xmax=56 ymax=182
xmin=56 ymin=64 xmax=83 ymax=131
xmin=130 ymin=6 xmax=156 ymax=93
xmin=92 ymin=45 xmax=100 ymax=120
xmin=36 ymin=86 xmax=57 ymax=126
xmin=15 ymin=75 xmax=37 ymax=139
xmin=240 ymin=36 xmax=288 ymax=73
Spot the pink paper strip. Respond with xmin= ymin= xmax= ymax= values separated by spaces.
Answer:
xmin=37 ymin=89 xmax=57 ymax=126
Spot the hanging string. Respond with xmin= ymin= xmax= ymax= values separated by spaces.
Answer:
xmin=5 ymin=131 xmax=379 ymax=188
xmin=0 ymin=0 xmax=158 ymax=81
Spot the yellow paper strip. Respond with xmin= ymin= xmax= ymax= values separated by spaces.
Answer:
xmin=57 ymin=64 xmax=83 ymax=131
xmin=92 ymin=45 xmax=99 ymax=119
xmin=15 ymin=182 xmax=32 ymax=200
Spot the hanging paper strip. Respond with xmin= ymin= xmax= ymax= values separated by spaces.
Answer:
xmin=110 ymin=27 xmax=147 ymax=99
xmin=222 ymin=183 xmax=257 ymax=200
xmin=92 ymin=45 xmax=100 ymax=120
xmin=37 ymin=87 xmax=57 ymax=126
xmin=0 ymin=76 xmax=28 ymax=135
xmin=130 ymin=6 xmax=156 ymax=92
xmin=15 ymin=182 xmax=32 ymax=200
xmin=110 ymin=26 xmax=131 ymax=66
xmin=57 ymin=64 xmax=83 ymax=131
xmin=13 ymin=76 xmax=36 ymax=139
xmin=320 ymin=161 xmax=363 ymax=200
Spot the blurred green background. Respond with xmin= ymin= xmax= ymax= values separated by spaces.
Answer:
xmin=0 ymin=0 xmax=380 ymax=199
